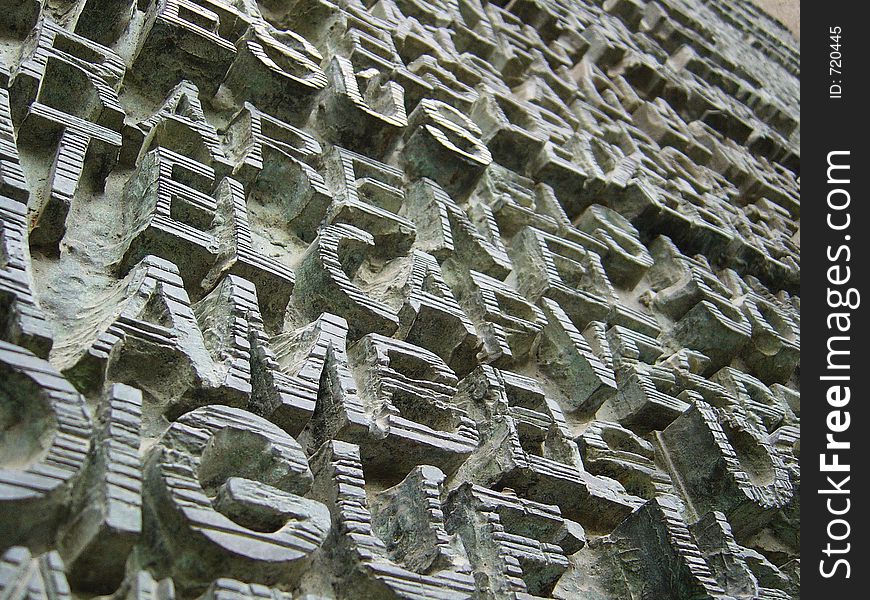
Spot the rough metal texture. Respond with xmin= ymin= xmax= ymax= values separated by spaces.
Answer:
xmin=0 ymin=1 xmax=799 ymax=599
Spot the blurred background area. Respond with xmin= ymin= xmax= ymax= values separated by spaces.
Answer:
xmin=753 ymin=0 xmax=800 ymax=40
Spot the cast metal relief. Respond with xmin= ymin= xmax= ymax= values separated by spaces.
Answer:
xmin=0 ymin=0 xmax=799 ymax=598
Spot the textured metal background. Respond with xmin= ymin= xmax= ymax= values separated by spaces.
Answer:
xmin=0 ymin=1 xmax=799 ymax=598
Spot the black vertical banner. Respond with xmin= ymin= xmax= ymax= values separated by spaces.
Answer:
xmin=802 ymin=3 xmax=867 ymax=596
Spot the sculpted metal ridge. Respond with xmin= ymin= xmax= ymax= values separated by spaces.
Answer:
xmin=0 ymin=1 xmax=799 ymax=599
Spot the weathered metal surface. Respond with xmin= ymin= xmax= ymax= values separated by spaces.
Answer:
xmin=0 ymin=1 xmax=799 ymax=598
